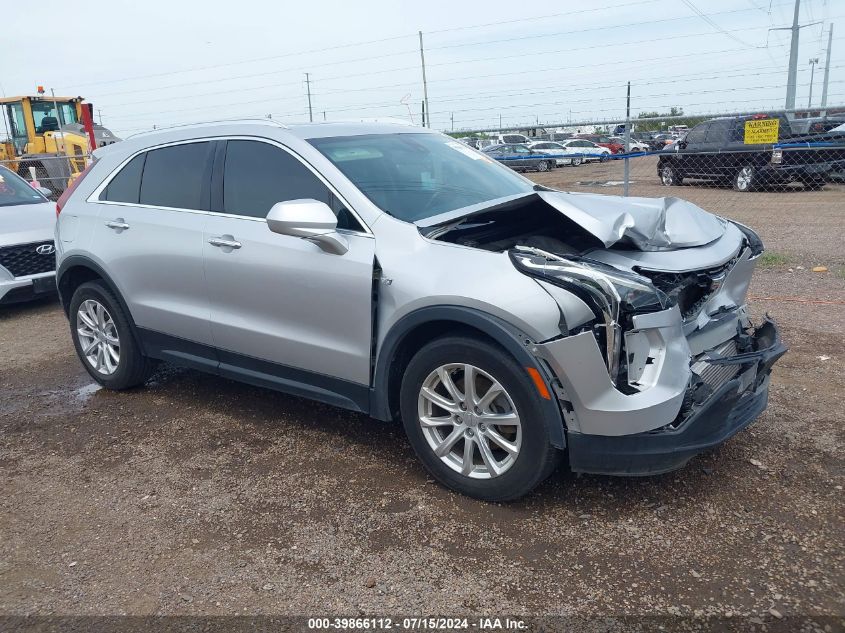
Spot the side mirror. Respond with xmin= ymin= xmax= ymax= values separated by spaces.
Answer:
xmin=36 ymin=186 xmax=52 ymax=197
xmin=266 ymin=199 xmax=348 ymax=255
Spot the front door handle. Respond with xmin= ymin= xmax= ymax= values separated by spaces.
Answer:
xmin=105 ymin=219 xmax=130 ymax=231
xmin=208 ymin=237 xmax=242 ymax=249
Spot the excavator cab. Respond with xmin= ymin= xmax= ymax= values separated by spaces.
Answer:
xmin=0 ymin=96 xmax=119 ymax=196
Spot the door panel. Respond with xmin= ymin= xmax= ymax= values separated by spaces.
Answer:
xmin=94 ymin=205 xmax=213 ymax=344
xmin=203 ymin=216 xmax=375 ymax=385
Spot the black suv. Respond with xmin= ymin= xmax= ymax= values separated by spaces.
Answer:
xmin=657 ymin=114 xmax=845 ymax=191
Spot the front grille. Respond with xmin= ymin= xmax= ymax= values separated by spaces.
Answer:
xmin=691 ymin=339 xmax=740 ymax=391
xmin=0 ymin=241 xmax=56 ymax=277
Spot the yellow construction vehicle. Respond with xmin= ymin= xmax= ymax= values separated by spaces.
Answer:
xmin=0 ymin=94 xmax=120 ymax=195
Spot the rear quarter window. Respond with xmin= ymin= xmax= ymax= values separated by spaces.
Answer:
xmin=99 ymin=153 xmax=145 ymax=203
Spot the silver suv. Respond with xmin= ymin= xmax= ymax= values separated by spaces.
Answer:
xmin=55 ymin=121 xmax=785 ymax=501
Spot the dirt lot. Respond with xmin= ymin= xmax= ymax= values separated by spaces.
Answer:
xmin=1 ymin=158 xmax=843 ymax=627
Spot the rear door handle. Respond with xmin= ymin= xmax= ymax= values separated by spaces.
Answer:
xmin=208 ymin=237 xmax=242 ymax=249
xmin=105 ymin=219 xmax=130 ymax=230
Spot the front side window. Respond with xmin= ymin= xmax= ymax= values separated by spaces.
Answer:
xmin=221 ymin=140 xmax=362 ymax=230
xmin=139 ymin=142 xmax=212 ymax=210
xmin=704 ymin=120 xmax=731 ymax=144
xmin=685 ymin=123 xmax=709 ymax=144
xmin=310 ymin=133 xmax=533 ymax=223
xmin=0 ymin=166 xmax=48 ymax=207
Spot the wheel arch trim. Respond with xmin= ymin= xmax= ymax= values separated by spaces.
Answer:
xmin=370 ymin=305 xmax=567 ymax=448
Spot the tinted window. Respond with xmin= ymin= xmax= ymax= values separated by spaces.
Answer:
xmin=704 ymin=120 xmax=731 ymax=144
xmin=139 ymin=142 xmax=211 ymax=210
xmin=222 ymin=140 xmax=361 ymax=230
xmin=100 ymin=153 xmax=145 ymax=203
xmin=685 ymin=123 xmax=709 ymax=144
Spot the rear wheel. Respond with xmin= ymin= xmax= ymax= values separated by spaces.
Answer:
xmin=733 ymin=165 xmax=756 ymax=192
xmin=400 ymin=336 xmax=561 ymax=501
xmin=537 ymin=160 xmax=551 ymax=172
xmin=69 ymin=281 xmax=154 ymax=390
xmin=571 ymin=156 xmax=583 ymax=167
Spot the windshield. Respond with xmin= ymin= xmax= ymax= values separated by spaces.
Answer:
xmin=0 ymin=167 xmax=48 ymax=207
xmin=309 ymin=133 xmax=534 ymax=222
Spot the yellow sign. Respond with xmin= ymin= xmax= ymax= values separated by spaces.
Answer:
xmin=744 ymin=118 xmax=779 ymax=144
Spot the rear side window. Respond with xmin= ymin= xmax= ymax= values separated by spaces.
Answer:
xmin=139 ymin=142 xmax=211 ymax=210
xmin=99 ymin=153 xmax=145 ymax=203
xmin=221 ymin=140 xmax=362 ymax=230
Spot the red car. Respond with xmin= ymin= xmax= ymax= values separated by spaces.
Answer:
xmin=577 ymin=134 xmax=625 ymax=154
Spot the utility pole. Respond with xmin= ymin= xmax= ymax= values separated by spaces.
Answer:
xmin=305 ymin=73 xmax=313 ymax=122
xmin=450 ymin=112 xmax=454 ymax=131
xmin=821 ymin=24 xmax=834 ymax=112
xmin=498 ymin=113 xmax=502 ymax=129
xmin=808 ymin=57 xmax=819 ymax=108
xmin=97 ymin=109 xmax=103 ymax=125
xmin=624 ymin=81 xmax=631 ymax=197
xmin=418 ymin=32 xmax=430 ymax=128
xmin=771 ymin=0 xmax=822 ymax=111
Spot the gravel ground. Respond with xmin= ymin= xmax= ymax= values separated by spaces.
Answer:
xmin=1 ymin=162 xmax=843 ymax=628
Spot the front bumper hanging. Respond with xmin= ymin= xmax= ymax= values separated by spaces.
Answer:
xmin=566 ymin=317 xmax=787 ymax=476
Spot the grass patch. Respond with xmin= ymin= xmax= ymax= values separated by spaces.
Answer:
xmin=758 ymin=252 xmax=791 ymax=269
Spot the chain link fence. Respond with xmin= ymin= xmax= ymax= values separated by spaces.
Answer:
xmin=0 ymin=153 xmax=91 ymax=199
xmin=456 ymin=107 xmax=845 ymax=217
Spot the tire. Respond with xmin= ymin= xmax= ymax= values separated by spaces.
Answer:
xmin=660 ymin=164 xmax=683 ymax=186
xmin=69 ymin=280 xmax=154 ymax=390
xmin=537 ymin=160 xmax=550 ymax=172
xmin=571 ymin=156 xmax=583 ymax=167
xmin=399 ymin=336 xmax=561 ymax=502
xmin=599 ymin=153 xmax=609 ymax=163
xmin=733 ymin=165 xmax=756 ymax=192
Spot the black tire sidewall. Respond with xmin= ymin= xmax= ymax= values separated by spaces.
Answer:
xmin=399 ymin=337 xmax=556 ymax=501
xmin=68 ymin=281 xmax=146 ymax=389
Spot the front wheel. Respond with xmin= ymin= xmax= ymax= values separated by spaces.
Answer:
xmin=400 ymin=336 xmax=561 ymax=501
xmin=571 ymin=156 xmax=583 ymax=167
xmin=69 ymin=281 xmax=154 ymax=390
xmin=733 ymin=165 xmax=757 ymax=192
xmin=660 ymin=164 xmax=683 ymax=186
xmin=537 ymin=160 xmax=551 ymax=172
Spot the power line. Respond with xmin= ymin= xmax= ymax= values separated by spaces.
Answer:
xmin=681 ymin=0 xmax=762 ymax=47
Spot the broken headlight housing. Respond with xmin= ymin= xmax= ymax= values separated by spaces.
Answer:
xmin=510 ymin=247 xmax=672 ymax=378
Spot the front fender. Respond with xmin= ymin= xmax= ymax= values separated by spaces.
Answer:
xmin=369 ymin=305 xmax=567 ymax=449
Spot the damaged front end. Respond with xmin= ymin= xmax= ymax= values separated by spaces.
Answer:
xmin=423 ymin=189 xmax=786 ymax=475
xmin=517 ymin=241 xmax=786 ymax=474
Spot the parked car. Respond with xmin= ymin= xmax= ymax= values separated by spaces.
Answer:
xmin=527 ymin=141 xmax=577 ymax=166
xmin=54 ymin=121 xmax=785 ymax=501
xmin=482 ymin=143 xmax=554 ymax=172
xmin=576 ymin=134 xmax=625 ymax=154
xmin=493 ymin=133 xmax=531 ymax=145
xmin=657 ymin=114 xmax=845 ymax=191
xmin=0 ymin=165 xmax=58 ymax=305
xmin=608 ymin=136 xmax=649 ymax=152
xmin=556 ymin=139 xmax=612 ymax=164
xmin=648 ymin=133 xmax=677 ymax=151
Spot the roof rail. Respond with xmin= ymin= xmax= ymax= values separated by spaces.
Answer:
xmin=125 ymin=118 xmax=288 ymax=139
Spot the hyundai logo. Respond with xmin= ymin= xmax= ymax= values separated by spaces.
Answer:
xmin=35 ymin=244 xmax=55 ymax=255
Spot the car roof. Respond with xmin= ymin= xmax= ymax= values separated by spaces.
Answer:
xmin=95 ymin=119 xmax=438 ymax=159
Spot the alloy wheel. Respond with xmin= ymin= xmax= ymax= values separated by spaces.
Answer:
xmin=417 ymin=363 xmax=522 ymax=479
xmin=661 ymin=166 xmax=675 ymax=185
xmin=736 ymin=166 xmax=753 ymax=191
xmin=76 ymin=299 xmax=121 ymax=375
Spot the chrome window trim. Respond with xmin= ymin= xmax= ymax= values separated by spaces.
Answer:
xmin=87 ymin=135 xmax=373 ymax=236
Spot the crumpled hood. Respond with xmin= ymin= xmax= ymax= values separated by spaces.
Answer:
xmin=536 ymin=190 xmax=727 ymax=251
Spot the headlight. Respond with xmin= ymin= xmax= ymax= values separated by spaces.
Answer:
xmin=510 ymin=247 xmax=671 ymax=378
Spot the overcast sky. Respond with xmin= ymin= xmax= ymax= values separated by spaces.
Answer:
xmin=3 ymin=0 xmax=843 ymax=136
